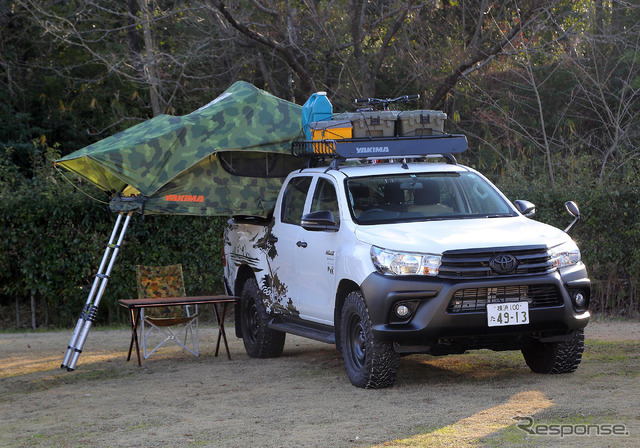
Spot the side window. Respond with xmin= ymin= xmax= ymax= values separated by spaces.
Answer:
xmin=310 ymin=178 xmax=340 ymax=224
xmin=281 ymin=176 xmax=312 ymax=225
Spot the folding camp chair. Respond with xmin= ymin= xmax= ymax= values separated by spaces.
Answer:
xmin=136 ymin=264 xmax=199 ymax=359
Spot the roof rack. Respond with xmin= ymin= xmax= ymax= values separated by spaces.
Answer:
xmin=291 ymin=134 xmax=467 ymax=167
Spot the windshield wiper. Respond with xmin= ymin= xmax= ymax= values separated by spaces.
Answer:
xmin=483 ymin=213 xmax=513 ymax=218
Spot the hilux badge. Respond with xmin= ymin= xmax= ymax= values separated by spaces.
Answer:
xmin=489 ymin=254 xmax=518 ymax=274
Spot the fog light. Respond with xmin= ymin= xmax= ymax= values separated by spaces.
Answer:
xmin=394 ymin=304 xmax=411 ymax=319
xmin=573 ymin=292 xmax=586 ymax=307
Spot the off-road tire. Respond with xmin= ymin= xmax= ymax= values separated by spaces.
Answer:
xmin=240 ymin=278 xmax=286 ymax=358
xmin=341 ymin=291 xmax=400 ymax=388
xmin=522 ymin=329 xmax=584 ymax=374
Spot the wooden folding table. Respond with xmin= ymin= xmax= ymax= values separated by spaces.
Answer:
xmin=118 ymin=295 xmax=236 ymax=366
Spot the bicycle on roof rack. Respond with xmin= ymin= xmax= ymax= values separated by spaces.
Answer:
xmin=354 ymin=94 xmax=420 ymax=111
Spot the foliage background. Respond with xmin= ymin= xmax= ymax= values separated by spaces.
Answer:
xmin=1 ymin=0 xmax=639 ymax=328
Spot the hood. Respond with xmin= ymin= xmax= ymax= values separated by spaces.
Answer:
xmin=354 ymin=216 xmax=570 ymax=254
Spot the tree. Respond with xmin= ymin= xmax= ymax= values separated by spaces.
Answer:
xmin=12 ymin=0 xmax=251 ymax=124
xmin=566 ymin=1 xmax=640 ymax=185
xmin=346 ymin=0 xmax=421 ymax=97
xmin=137 ymin=0 xmax=163 ymax=116
xmin=449 ymin=1 xmax=640 ymax=188
xmin=425 ymin=1 xmax=573 ymax=111
xmin=209 ymin=0 xmax=431 ymax=101
xmin=210 ymin=0 xmax=319 ymax=97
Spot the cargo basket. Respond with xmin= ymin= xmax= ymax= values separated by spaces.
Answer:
xmin=292 ymin=134 xmax=467 ymax=160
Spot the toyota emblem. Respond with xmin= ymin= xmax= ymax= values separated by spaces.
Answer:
xmin=489 ymin=254 xmax=519 ymax=274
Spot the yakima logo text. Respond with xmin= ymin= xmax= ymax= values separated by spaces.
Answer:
xmin=356 ymin=146 xmax=390 ymax=154
xmin=165 ymin=194 xmax=204 ymax=203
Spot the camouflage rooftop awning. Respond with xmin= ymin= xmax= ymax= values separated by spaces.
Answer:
xmin=56 ymin=81 xmax=304 ymax=217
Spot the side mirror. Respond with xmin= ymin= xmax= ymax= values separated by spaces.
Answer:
xmin=301 ymin=210 xmax=339 ymax=232
xmin=514 ymin=200 xmax=536 ymax=218
xmin=564 ymin=201 xmax=580 ymax=233
xmin=565 ymin=201 xmax=580 ymax=217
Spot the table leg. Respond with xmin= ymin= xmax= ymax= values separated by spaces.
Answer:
xmin=126 ymin=308 xmax=142 ymax=367
xmin=214 ymin=303 xmax=231 ymax=360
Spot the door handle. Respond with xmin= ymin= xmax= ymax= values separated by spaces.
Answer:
xmin=296 ymin=241 xmax=308 ymax=248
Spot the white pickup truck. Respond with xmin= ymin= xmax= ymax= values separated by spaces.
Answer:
xmin=223 ymin=134 xmax=590 ymax=388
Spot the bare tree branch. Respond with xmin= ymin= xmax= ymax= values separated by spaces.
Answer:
xmin=209 ymin=0 xmax=316 ymax=92
xmin=429 ymin=1 xmax=550 ymax=110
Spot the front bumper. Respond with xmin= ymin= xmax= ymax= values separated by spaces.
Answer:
xmin=360 ymin=263 xmax=590 ymax=355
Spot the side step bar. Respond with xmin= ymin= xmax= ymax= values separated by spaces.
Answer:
xmin=268 ymin=317 xmax=336 ymax=344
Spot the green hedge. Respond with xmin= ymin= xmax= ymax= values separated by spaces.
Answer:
xmin=0 ymin=179 xmax=227 ymax=328
xmin=500 ymin=182 xmax=640 ymax=316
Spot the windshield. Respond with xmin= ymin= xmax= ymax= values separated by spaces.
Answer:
xmin=346 ymin=172 xmax=516 ymax=224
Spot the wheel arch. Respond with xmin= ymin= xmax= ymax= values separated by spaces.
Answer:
xmin=334 ymin=279 xmax=361 ymax=351
xmin=233 ymin=265 xmax=257 ymax=338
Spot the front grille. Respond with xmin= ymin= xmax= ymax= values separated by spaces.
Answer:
xmin=447 ymin=284 xmax=563 ymax=313
xmin=439 ymin=246 xmax=553 ymax=279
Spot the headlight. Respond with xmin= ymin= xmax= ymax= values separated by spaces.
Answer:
xmin=371 ymin=246 xmax=441 ymax=276
xmin=549 ymin=241 xmax=581 ymax=268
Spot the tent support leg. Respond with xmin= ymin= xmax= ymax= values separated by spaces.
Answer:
xmin=61 ymin=212 xmax=132 ymax=371
xmin=61 ymin=213 xmax=123 ymax=369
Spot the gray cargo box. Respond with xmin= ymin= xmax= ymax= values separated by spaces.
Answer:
xmin=397 ymin=110 xmax=447 ymax=136
xmin=334 ymin=111 xmax=398 ymax=138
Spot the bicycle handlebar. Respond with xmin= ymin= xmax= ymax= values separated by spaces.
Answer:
xmin=354 ymin=94 xmax=420 ymax=109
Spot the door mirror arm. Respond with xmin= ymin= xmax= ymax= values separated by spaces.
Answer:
xmin=564 ymin=201 xmax=581 ymax=233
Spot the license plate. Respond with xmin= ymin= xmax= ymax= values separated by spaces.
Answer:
xmin=487 ymin=302 xmax=529 ymax=327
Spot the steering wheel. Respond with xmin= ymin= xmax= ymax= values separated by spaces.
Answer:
xmin=358 ymin=208 xmax=384 ymax=219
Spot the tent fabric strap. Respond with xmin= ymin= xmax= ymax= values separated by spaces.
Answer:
xmin=110 ymin=195 xmax=148 ymax=214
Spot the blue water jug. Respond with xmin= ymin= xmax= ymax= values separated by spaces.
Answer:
xmin=302 ymin=91 xmax=333 ymax=139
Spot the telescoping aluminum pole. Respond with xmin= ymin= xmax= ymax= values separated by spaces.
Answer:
xmin=60 ymin=213 xmax=124 ymax=369
xmin=62 ymin=212 xmax=132 ymax=371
